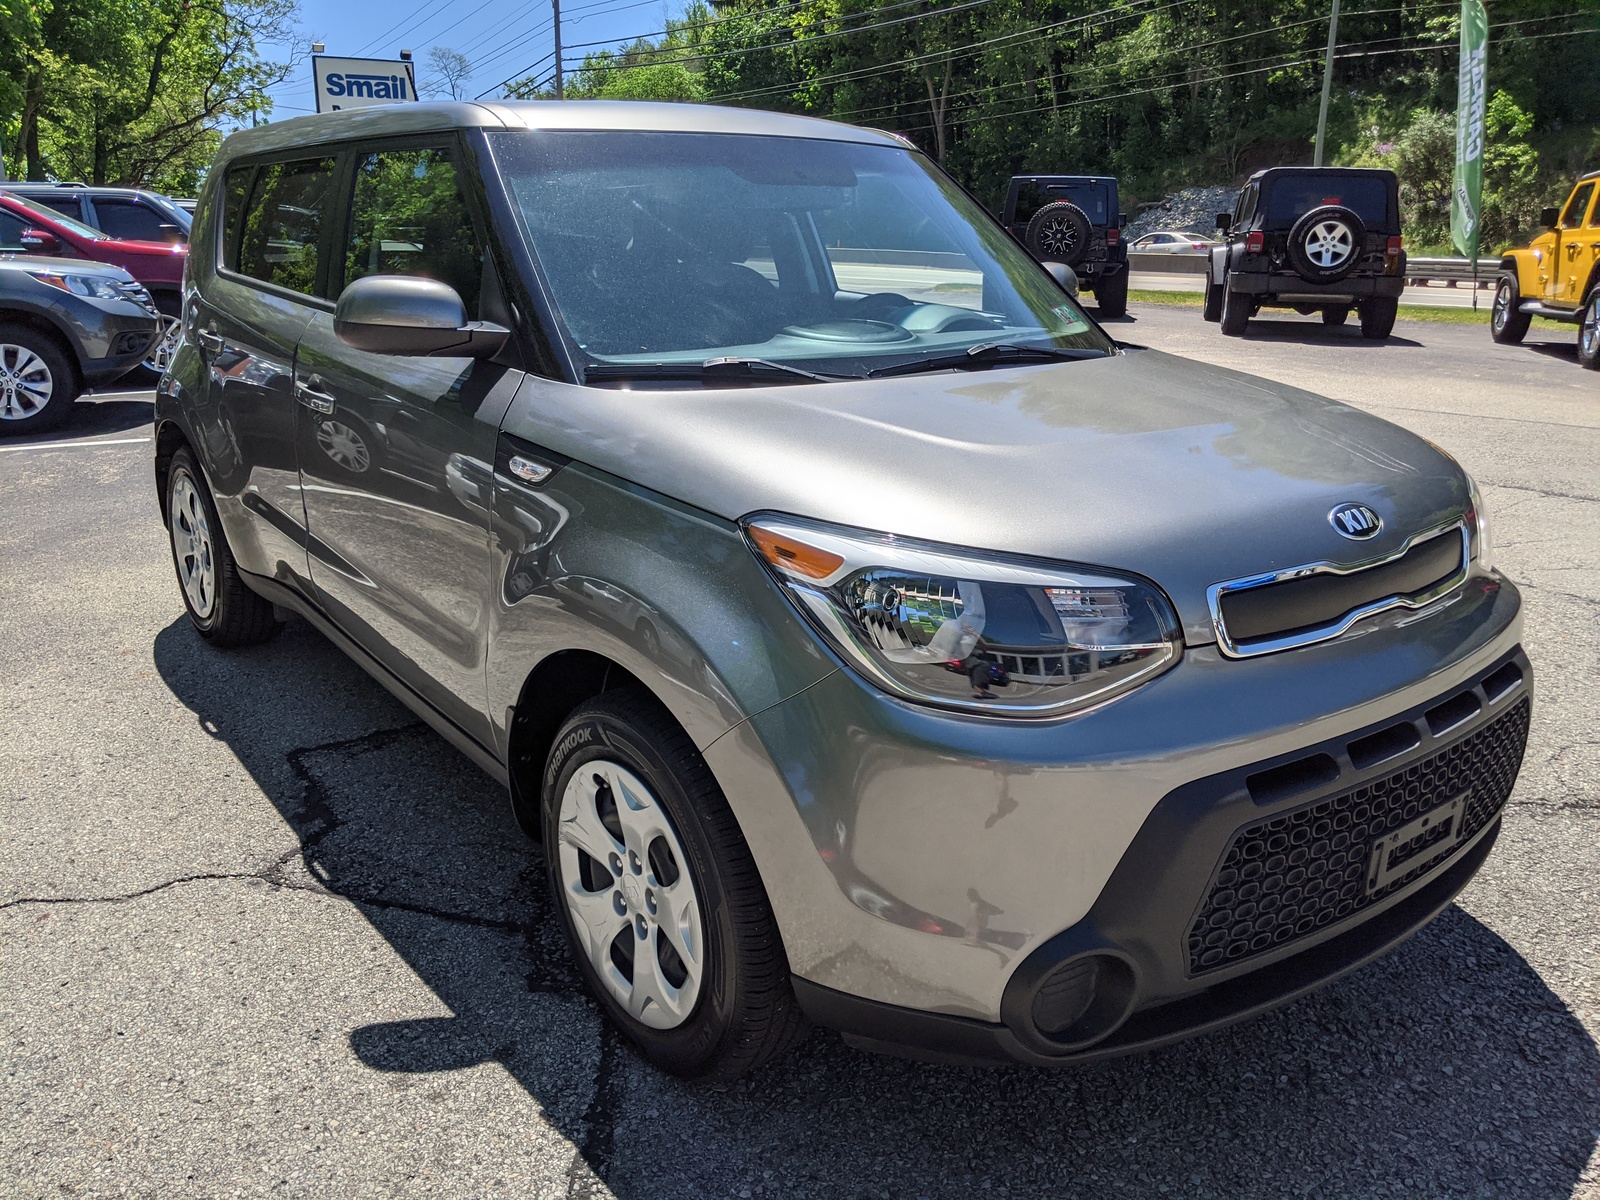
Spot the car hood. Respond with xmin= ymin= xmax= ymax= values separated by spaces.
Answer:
xmin=0 ymin=252 xmax=132 ymax=279
xmin=503 ymin=347 xmax=1469 ymax=647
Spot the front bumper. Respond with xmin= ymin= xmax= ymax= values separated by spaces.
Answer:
xmin=1229 ymin=269 xmax=1404 ymax=300
xmin=703 ymin=572 xmax=1526 ymax=1045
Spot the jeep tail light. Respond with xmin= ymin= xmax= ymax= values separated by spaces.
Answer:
xmin=1105 ymin=227 xmax=1120 ymax=246
xmin=1245 ymin=231 xmax=1265 ymax=254
xmin=1386 ymin=235 xmax=1403 ymax=255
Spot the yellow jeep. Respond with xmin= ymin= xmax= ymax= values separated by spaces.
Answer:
xmin=1491 ymin=170 xmax=1600 ymax=370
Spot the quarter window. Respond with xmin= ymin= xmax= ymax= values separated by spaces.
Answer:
xmin=95 ymin=198 xmax=182 ymax=243
xmin=236 ymin=157 xmax=340 ymax=296
xmin=344 ymin=147 xmax=483 ymax=317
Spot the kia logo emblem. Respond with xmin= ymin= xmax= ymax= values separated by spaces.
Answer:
xmin=1329 ymin=503 xmax=1383 ymax=540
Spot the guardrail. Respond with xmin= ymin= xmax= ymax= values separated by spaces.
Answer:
xmin=1403 ymin=257 xmax=1495 ymax=289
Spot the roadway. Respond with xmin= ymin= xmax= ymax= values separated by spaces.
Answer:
xmin=2 ymin=308 xmax=1596 ymax=1200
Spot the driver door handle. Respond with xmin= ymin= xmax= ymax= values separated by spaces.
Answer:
xmin=296 ymin=378 xmax=336 ymax=414
xmin=197 ymin=329 xmax=224 ymax=354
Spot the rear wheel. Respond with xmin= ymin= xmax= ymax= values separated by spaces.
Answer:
xmin=1578 ymin=286 xmax=1599 ymax=371
xmin=0 ymin=324 xmax=78 ymax=436
xmin=1096 ymin=268 xmax=1128 ymax=318
xmin=1322 ymin=307 xmax=1350 ymax=327
xmin=1219 ymin=286 xmax=1251 ymax=336
xmin=542 ymin=689 xmax=807 ymax=1079
xmin=135 ymin=316 xmax=181 ymax=383
xmin=1490 ymin=277 xmax=1531 ymax=345
xmin=166 ymin=446 xmax=280 ymax=646
xmin=1359 ymin=296 xmax=1398 ymax=340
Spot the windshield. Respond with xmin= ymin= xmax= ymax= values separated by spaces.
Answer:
xmin=1 ymin=193 xmax=107 ymax=241
xmin=1263 ymin=176 xmax=1391 ymax=226
xmin=490 ymin=131 xmax=1115 ymax=380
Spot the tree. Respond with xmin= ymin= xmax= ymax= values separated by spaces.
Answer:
xmin=2 ymin=0 xmax=299 ymax=190
xmin=423 ymin=46 xmax=472 ymax=100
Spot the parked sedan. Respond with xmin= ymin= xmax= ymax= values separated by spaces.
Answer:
xmin=1129 ymin=230 xmax=1216 ymax=253
xmin=0 ymin=190 xmax=187 ymax=377
xmin=0 ymin=253 xmax=163 ymax=433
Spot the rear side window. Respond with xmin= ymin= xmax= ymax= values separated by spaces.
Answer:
xmin=0 ymin=209 xmax=30 ymax=251
xmin=26 ymin=194 xmax=85 ymax=221
xmin=95 ymin=198 xmax=183 ymax=243
xmin=236 ymin=156 xmax=340 ymax=295
xmin=220 ymin=167 xmax=253 ymax=271
xmin=343 ymin=146 xmax=483 ymax=317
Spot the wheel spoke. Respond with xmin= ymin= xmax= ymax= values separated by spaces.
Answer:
xmin=557 ymin=779 xmax=623 ymax=864
xmin=653 ymin=878 xmax=703 ymax=985
xmin=626 ymin=923 xmax=674 ymax=1022
xmin=566 ymin=880 xmax=627 ymax=959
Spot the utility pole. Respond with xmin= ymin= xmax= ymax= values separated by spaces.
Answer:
xmin=1313 ymin=0 xmax=1341 ymax=166
xmin=552 ymin=0 xmax=564 ymax=99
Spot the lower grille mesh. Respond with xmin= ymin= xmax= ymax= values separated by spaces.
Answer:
xmin=1187 ymin=697 xmax=1530 ymax=975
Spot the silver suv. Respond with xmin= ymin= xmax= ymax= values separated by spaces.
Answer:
xmin=154 ymin=102 xmax=1531 ymax=1079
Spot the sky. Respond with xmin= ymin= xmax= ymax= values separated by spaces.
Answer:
xmin=262 ymin=0 xmax=680 ymax=118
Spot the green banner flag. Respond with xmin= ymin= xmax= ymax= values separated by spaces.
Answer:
xmin=1451 ymin=0 xmax=1489 ymax=264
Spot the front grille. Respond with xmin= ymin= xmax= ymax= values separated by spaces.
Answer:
xmin=1187 ymin=696 xmax=1529 ymax=975
xmin=1218 ymin=526 xmax=1465 ymax=648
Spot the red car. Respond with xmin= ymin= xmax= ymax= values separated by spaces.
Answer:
xmin=1 ymin=190 xmax=186 ymax=376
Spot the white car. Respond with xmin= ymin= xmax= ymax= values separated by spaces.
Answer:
xmin=1129 ymin=230 xmax=1215 ymax=253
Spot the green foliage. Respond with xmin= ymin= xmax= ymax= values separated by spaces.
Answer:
xmin=1 ymin=0 xmax=299 ymax=190
xmin=511 ymin=0 xmax=1598 ymax=229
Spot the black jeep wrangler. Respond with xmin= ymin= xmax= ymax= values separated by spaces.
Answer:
xmin=1205 ymin=166 xmax=1406 ymax=339
xmin=1002 ymin=175 xmax=1128 ymax=317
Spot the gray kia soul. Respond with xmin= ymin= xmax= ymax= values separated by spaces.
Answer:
xmin=155 ymin=102 xmax=1531 ymax=1078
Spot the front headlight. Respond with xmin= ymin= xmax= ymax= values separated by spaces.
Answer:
xmin=26 ymin=271 xmax=131 ymax=302
xmin=745 ymin=515 xmax=1182 ymax=717
xmin=1466 ymin=472 xmax=1494 ymax=571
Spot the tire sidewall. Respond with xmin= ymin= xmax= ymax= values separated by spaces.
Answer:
xmin=1580 ymin=288 xmax=1600 ymax=370
xmin=1220 ymin=286 xmax=1250 ymax=335
xmin=0 ymin=324 xmax=77 ymax=435
xmin=1026 ymin=201 xmax=1093 ymax=268
xmin=541 ymin=704 xmax=741 ymax=1074
xmin=1286 ymin=205 xmax=1366 ymax=284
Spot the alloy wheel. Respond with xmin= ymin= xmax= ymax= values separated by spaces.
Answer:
xmin=169 ymin=473 xmax=216 ymax=618
xmin=1582 ymin=293 xmax=1599 ymax=360
xmin=316 ymin=419 xmax=371 ymax=472
xmin=1303 ymin=220 xmax=1354 ymax=269
xmin=0 ymin=343 xmax=54 ymax=421
xmin=556 ymin=759 xmax=705 ymax=1030
xmin=1492 ymin=283 xmax=1512 ymax=333
xmin=1038 ymin=218 xmax=1082 ymax=259
xmin=143 ymin=318 xmax=181 ymax=376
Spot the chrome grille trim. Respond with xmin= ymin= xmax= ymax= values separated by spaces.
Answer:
xmin=1207 ymin=520 xmax=1470 ymax=659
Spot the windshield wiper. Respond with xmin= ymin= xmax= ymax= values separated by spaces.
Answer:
xmin=585 ymin=357 xmax=859 ymax=385
xmin=867 ymin=341 xmax=1106 ymax=379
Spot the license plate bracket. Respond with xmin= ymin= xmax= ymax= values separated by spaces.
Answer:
xmin=1366 ymin=790 xmax=1469 ymax=895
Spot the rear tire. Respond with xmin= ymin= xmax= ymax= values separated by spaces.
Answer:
xmin=166 ymin=446 xmax=280 ymax=646
xmin=1096 ymin=268 xmax=1128 ymax=318
xmin=1202 ymin=282 xmax=1224 ymax=322
xmin=1359 ymin=296 xmax=1398 ymax=340
xmin=1025 ymin=201 xmax=1093 ymax=268
xmin=0 ymin=323 xmax=79 ymax=436
xmin=1219 ymin=286 xmax=1251 ymax=336
xmin=542 ymin=689 xmax=808 ymax=1080
xmin=1577 ymin=286 xmax=1599 ymax=371
xmin=1322 ymin=307 xmax=1350 ymax=327
xmin=1490 ymin=277 xmax=1531 ymax=345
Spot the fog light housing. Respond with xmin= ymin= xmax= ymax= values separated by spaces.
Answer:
xmin=1025 ymin=952 xmax=1137 ymax=1049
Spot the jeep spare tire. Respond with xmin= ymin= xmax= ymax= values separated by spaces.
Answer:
xmin=1286 ymin=205 xmax=1366 ymax=284
xmin=1026 ymin=201 xmax=1093 ymax=267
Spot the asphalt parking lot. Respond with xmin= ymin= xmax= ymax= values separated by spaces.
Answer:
xmin=3 ymin=306 xmax=1597 ymax=1200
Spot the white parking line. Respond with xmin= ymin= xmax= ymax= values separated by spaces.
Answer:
xmin=0 ymin=436 xmax=152 ymax=454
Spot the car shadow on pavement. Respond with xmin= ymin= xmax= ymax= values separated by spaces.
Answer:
xmin=3 ymin=392 xmax=154 ymax=444
xmin=152 ymin=616 xmax=1600 ymax=1200
xmin=1234 ymin=320 xmax=1426 ymax=348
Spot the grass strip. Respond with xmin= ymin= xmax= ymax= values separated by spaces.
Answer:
xmin=1125 ymin=289 xmax=1515 ymax=326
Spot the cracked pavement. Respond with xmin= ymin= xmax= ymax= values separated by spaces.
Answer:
xmin=2 ymin=309 xmax=1597 ymax=1199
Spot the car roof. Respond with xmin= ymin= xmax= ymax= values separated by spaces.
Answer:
xmin=5 ymin=183 xmax=161 ymax=198
xmin=215 ymin=100 xmax=908 ymax=167
xmin=1010 ymin=174 xmax=1116 ymax=184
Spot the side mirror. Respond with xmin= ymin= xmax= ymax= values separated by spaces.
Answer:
xmin=334 ymin=275 xmax=509 ymax=359
xmin=1215 ymin=213 xmax=1232 ymax=233
xmin=18 ymin=228 xmax=61 ymax=254
xmin=1540 ymin=206 xmax=1560 ymax=229
xmin=1044 ymin=261 xmax=1079 ymax=298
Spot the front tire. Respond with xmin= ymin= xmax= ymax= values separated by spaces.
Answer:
xmin=1359 ymin=296 xmax=1398 ymax=340
xmin=1490 ymin=277 xmax=1531 ymax=345
xmin=1578 ymin=286 xmax=1599 ymax=371
xmin=1219 ymin=286 xmax=1251 ymax=336
xmin=542 ymin=689 xmax=807 ymax=1080
xmin=0 ymin=324 xmax=79 ymax=435
xmin=166 ymin=446 xmax=280 ymax=646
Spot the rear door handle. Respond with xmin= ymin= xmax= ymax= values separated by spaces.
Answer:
xmin=197 ymin=329 xmax=224 ymax=353
xmin=296 ymin=379 xmax=336 ymax=414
